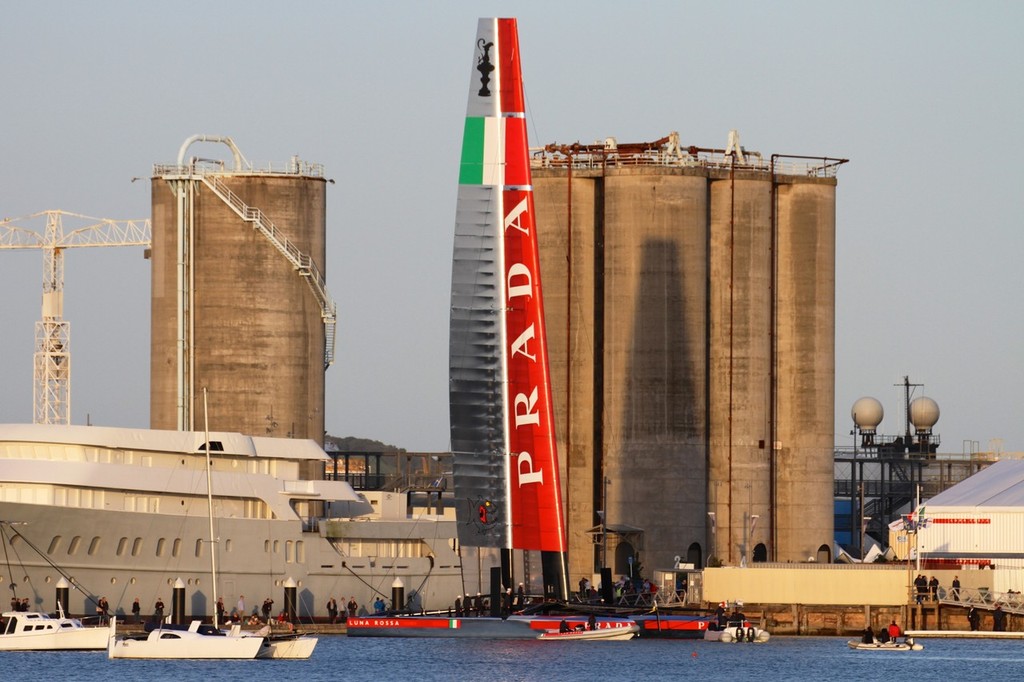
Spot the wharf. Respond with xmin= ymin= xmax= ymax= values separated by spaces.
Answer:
xmin=906 ymin=629 xmax=1024 ymax=639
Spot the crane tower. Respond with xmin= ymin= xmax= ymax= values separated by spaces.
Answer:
xmin=0 ymin=210 xmax=151 ymax=424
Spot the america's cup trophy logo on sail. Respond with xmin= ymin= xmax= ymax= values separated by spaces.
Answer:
xmin=450 ymin=17 xmax=568 ymax=600
xmin=476 ymin=37 xmax=495 ymax=97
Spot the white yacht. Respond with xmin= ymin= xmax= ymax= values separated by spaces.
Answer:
xmin=0 ymin=423 xmax=464 ymax=622
xmin=0 ymin=608 xmax=109 ymax=651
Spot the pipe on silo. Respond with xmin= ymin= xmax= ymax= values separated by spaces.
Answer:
xmin=176 ymin=135 xmax=247 ymax=171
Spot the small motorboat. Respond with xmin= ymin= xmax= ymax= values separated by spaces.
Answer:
xmin=538 ymin=623 xmax=639 ymax=641
xmin=847 ymin=638 xmax=923 ymax=651
xmin=704 ymin=622 xmax=770 ymax=643
xmin=0 ymin=607 xmax=108 ymax=651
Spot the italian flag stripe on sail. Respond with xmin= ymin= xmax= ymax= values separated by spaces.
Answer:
xmin=459 ymin=116 xmax=504 ymax=186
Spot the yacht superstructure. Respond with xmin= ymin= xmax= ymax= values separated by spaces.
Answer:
xmin=0 ymin=423 xmax=463 ymax=620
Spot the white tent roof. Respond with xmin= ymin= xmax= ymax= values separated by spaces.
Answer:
xmin=924 ymin=459 xmax=1024 ymax=510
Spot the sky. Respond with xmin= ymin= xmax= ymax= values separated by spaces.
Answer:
xmin=1 ymin=1 xmax=1022 ymax=455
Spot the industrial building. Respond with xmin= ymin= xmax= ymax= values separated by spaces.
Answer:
xmin=530 ymin=133 xmax=846 ymax=580
xmin=145 ymin=131 xmax=846 ymax=585
xmin=887 ymin=459 xmax=1024 ymax=583
xmin=150 ymin=136 xmax=335 ymax=470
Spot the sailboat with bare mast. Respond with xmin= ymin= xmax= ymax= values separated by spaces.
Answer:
xmin=107 ymin=389 xmax=264 ymax=659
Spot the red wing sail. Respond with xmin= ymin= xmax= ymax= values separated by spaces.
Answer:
xmin=450 ymin=18 xmax=567 ymax=566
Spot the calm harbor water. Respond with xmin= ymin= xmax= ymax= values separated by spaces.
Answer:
xmin=4 ymin=635 xmax=1024 ymax=681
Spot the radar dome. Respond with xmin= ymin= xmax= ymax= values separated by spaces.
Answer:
xmin=910 ymin=397 xmax=940 ymax=431
xmin=851 ymin=397 xmax=884 ymax=431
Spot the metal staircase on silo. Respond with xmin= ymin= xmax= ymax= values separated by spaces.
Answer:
xmin=200 ymin=174 xmax=337 ymax=369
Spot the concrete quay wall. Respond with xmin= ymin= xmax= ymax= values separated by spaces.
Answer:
xmin=702 ymin=565 xmax=1017 ymax=634
xmin=729 ymin=602 xmax=1015 ymax=636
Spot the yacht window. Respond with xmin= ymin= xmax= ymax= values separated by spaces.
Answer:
xmin=47 ymin=536 xmax=62 ymax=555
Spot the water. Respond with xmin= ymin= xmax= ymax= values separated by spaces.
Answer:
xmin=4 ymin=635 xmax=1024 ymax=681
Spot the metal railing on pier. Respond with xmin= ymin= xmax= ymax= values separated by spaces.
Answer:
xmin=938 ymin=587 xmax=1024 ymax=615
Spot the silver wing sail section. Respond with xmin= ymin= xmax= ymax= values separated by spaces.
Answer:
xmin=450 ymin=183 xmax=508 ymax=549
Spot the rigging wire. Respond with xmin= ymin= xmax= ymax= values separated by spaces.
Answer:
xmin=0 ymin=521 xmax=100 ymax=612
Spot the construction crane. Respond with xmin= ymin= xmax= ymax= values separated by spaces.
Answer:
xmin=0 ymin=210 xmax=151 ymax=425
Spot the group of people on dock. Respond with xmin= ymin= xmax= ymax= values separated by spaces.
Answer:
xmin=913 ymin=573 xmax=943 ymax=603
xmin=575 ymin=575 xmax=660 ymax=606
xmin=452 ymin=583 xmax=528 ymax=618
xmin=967 ymin=605 xmax=1008 ymax=631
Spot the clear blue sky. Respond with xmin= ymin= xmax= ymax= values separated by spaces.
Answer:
xmin=2 ymin=2 xmax=1022 ymax=454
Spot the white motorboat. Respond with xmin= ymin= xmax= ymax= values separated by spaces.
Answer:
xmin=0 ymin=608 xmax=108 ymax=651
xmin=538 ymin=624 xmax=639 ymax=641
xmin=107 ymin=617 xmax=263 ymax=659
xmin=704 ymin=622 xmax=771 ymax=643
xmin=847 ymin=638 xmax=923 ymax=651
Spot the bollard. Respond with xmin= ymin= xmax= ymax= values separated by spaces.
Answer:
xmin=172 ymin=578 xmax=185 ymax=624
xmin=392 ymin=577 xmax=405 ymax=614
xmin=55 ymin=577 xmax=70 ymax=616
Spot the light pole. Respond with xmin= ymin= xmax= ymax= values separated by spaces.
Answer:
xmin=601 ymin=476 xmax=610 ymax=570
xmin=902 ymin=515 xmax=917 ymax=605
xmin=707 ymin=512 xmax=717 ymax=567
xmin=745 ymin=514 xmax=760 ymax=566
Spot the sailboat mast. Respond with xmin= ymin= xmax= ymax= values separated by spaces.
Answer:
xmin=203 ymin=387 xmax=219 ymax=628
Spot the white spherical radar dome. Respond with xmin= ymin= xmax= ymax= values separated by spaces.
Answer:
xmin=851 ymin=397 xmax=884 ymax=431
xmin=909 ymin=396 xmax=940 ymax=431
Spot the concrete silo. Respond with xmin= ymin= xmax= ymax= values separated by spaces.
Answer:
xmin=772 ymin=171 xmax=838 ymax=563
xmin=532 ymin=135 xmax=844 ymax=576
xmin=150 ymin=136 xmax=334 ymax=452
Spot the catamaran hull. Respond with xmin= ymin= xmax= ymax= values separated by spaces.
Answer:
xmin=256 ymin=635 xmax=318 ymax=659
xmin=346 ymin=615 xmax=640 ymax=640
xmin=633 ymin=615 xmax=712 ymax=639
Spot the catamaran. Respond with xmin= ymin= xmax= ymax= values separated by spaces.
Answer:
xmin=107 ymin=390 xmax=267 ymax=659
xmin=348 ymin=17 xmax=634 ymax=640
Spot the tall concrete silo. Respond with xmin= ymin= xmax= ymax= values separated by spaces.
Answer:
xmin=708 ymin=171 xmax=773 ymax=567
xmin=150 ymin=136 xmax=334 ymax=451
xmin=772 ymin=174 xmax=837 ymax=563
xmin=533 ymin=135 xmax=844 ymax=577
